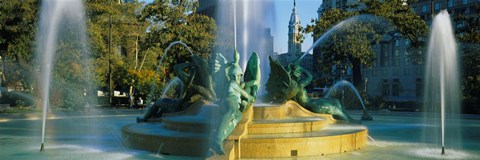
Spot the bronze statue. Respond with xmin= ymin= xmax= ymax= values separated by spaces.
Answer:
xmin=137 ymin=54 xmax=217 ymax=122
xmin=211 ymin=50 xmax=259 ymax=155
xmin=265 ymin=56 xmax=351 ymax=121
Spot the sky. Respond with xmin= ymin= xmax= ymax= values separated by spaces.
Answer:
xmin=139 ymin=0 xmax=322 ymax=54
xmin=273 ymin=0 xmax=322 ymax=54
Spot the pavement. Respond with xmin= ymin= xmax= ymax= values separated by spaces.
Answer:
xmin=0 ymin=108 xmax=479 ymax=160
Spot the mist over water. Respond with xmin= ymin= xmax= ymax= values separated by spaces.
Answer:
xmin=214 ymin=0 xmax=275 ymax=97
xmin=36 ymin=0 xmax=92 ymax=148
xmin=422 ymin=10 xmax=462 ymax=152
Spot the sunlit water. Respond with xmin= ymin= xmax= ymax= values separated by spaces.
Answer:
xmin=37 ymin=0 xmax=92 ymax=150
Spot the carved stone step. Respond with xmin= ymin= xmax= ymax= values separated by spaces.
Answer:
xmin=248 ymin=117 xmax=328 ymax=134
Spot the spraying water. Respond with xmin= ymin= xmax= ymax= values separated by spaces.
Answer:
xmin=37 ymin=0 xmax=90 ymax=151
xmin=146 ymin=41 xmax=194 ymax=105
xmin=161 ymin=77 xmax=184 ymax=98
xmin=325 ymin=80 xmax=366 ymax=111
xmin=241 ymin=0 xmax=249 ymax=70
xmin=423 ymin=10 xmax=461 ymax=155
xmin=214 ymin=0 xmax=274 ymax=97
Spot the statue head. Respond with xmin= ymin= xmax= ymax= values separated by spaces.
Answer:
xmin=289 ymin=63 xmax=302 ymax=81
xmin=227 ymin=65 xmax=243 ymax=84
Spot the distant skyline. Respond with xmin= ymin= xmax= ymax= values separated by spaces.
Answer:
xmin=139 ymin=0 xmax=322 ymax=54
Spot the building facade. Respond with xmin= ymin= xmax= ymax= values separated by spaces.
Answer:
xmin=275 ymin=0 xmax=314 ymax=76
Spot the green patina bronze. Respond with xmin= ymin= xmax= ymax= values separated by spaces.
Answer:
xmin=137 ymin=49 xmax=260 ymax=155
xmin=137 ymin=54 xmax=216 ymax=122
xmin=212 ymin=49 xmax=258 ymax=155
xmin=265 ymin=56 xmax=352 ymax=121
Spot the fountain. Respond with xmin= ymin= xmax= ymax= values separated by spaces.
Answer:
xmin=145 ymin=41 xmax=194 ymax=105
xmin=122 ymin=1 xmax=368 ymax=158
xmin=213 ymin=0 xmax=273 ymax=96
xmin=422 ymin=10 xmax=461 ymax=156
xmin=325 ymin=80 xmax=373 ymax=120
xmin=122 ymin=48 xmax=368 ymax=158
xmin=37 ymin=0 xmax=92 ymax=151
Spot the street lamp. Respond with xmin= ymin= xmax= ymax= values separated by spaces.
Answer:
xmin=361 ymin=78 xmax=373 ymax=120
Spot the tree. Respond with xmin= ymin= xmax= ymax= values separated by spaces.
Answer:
xmin=0 ymin=0 xmax=39 ymax=93
xmin=139 ymin=0 xmax=216 ymax=76
xmin=455 ymin=5 xmax=480 ymax=99
xmin=86 ymin=0 xmax=151 ymax=102
xmin=306 ymin=0 xmax=428 ymax=87
xmin=0 ymin=0 xmax=39 ymax=106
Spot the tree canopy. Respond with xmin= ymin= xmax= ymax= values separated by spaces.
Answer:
xmin=306 ymin=0 xmax=428 ymax=86
xmin=455 ymin=5 xmax=480 ymax=99
xmin=0 ymin=0 xmax=216 ymax=109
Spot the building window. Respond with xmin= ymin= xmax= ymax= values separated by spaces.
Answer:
xmin=383 ymin=79 xmax=390 ymax=96
xmin=415 ymin=67 xmax=423 ymax=76
xmin=416 ymin=78 xmax=423 ymax=98
xmin=416 ymin=51 xmax=424 ymax=65
xmin=435 ymin=2 xmax=440 ymax=11
xmin=381 ymin=44 xmax=390 ymax=67
xmin=395 ymin=39 xmax=399 ymax=46
xmin=394 ymin=50 xmax=400 ymax=66
xmin=463 ymin=0 xmax=469 ymax=5
xmin=422 ymin=5 xmax=427 ymax=13
xmin=392 ymin=79 xmax=400 ymax=96
xmin=404 ymin=39 xmax=410 ymax=46
xmin=448 ymin=0 xmax=454 ymax=8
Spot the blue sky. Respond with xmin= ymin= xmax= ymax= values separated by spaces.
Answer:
xmin=139 ymin=0 xmax=322 ymax=54
xmin=273 ymin=0 xmax=322 ymax=54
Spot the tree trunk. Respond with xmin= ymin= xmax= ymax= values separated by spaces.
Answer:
xmin=0 ymin=52 xmax=5 ymax=97
xmin=351 ymin=58 xmax=363 ymax=88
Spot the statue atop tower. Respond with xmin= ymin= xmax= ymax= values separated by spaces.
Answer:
xmin=288 ymin=0 xmax=302 ymax=55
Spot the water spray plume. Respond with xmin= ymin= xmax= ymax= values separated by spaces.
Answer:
xmin=37 ymin=0 xmax=89 ymax=152
xmin=146 ymin=41 xmax=194 ymax=106
xmin=424 ymin=10 xmax=460 ymax=155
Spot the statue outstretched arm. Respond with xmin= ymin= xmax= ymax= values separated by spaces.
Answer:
xmin=236 ymin=85 xmax=254 ymax=103
xmin=299 ymin=68 xmax=313 ymax=88
xmin=174 ymin=63 xmax=195 ymax=85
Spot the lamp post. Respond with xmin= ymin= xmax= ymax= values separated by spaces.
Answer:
xmin=108 ymin=15 xmax=113 ymax=105
xmin=361 ymin=78 xmax=373 ymax=120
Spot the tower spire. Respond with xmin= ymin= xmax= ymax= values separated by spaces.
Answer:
xmin=293 ymin=0 xmax=297 ymax=13
xmin=288 ymin=0 xmax=301 ymax=55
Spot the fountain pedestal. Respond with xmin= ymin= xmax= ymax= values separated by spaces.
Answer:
xmin=122 ymin=101 xmax=367 ymax=159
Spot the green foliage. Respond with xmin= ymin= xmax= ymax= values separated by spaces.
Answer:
xmin=140 ymin=0 xmax=216 ymax=74
xmin=86 ymin=1 xmax=151 ymax=96
xmin=306 ymin=1 xmax=428 ymax=86
xmin=360 ymin=0 xmax=428 ymax=48
xmin=455 ymin=5 xmax=480 ymax=99
xmin=0 ymin=0 xmax=39 ymax=91
xmin=461 ymin=45 xmax=480 ymax=99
